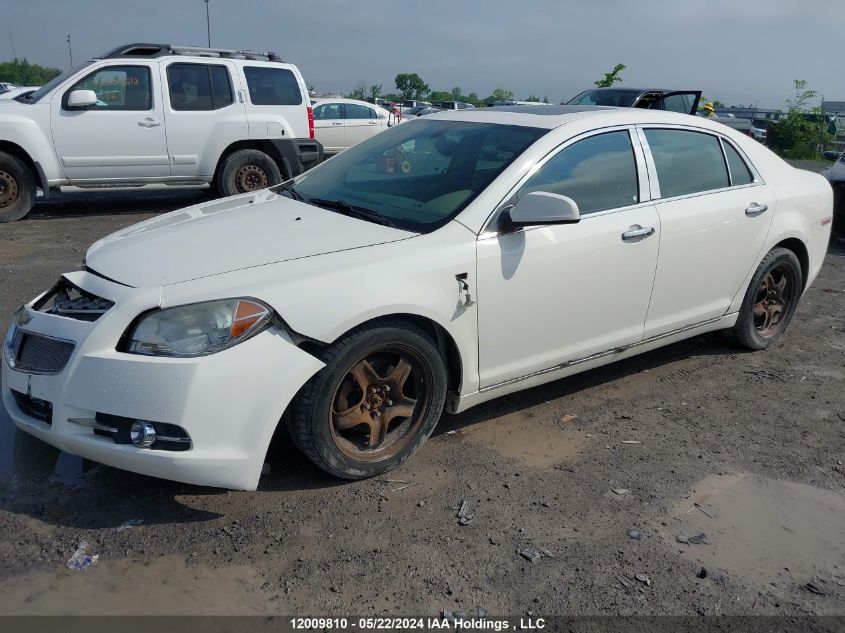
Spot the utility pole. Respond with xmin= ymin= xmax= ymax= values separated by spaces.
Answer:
xmin=66 ymin=35 xmax=73 ymax=67
xmin=203 ymin=0 xmax=211 ymax=47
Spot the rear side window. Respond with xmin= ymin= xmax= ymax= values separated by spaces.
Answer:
xmin=243 ymin=67 xmax=302 ymax=105
xmin=167 ymin=63 xmax=233 ymax=111
xmin=722 ymin=141 xmax=754 ymax=186
xmin=346 ymin=104 xmax=375 ymax=119
xmin=313 ymin=103 xmax=342 ymax=120
xmin=518 ymin=130 xmax=639 ymax=214
xmin=645 ymin=129 xmax=729 ymax=198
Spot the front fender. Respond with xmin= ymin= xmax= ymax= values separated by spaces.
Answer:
xmin=0 ymin=106 xmax=64 ymax=181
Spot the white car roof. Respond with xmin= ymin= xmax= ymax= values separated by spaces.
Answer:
xmin=426 ymin=105 xmax=737 ymax=132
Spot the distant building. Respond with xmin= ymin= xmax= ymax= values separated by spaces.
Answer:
xmin=822 ymin=101 xmax=845 ymax=115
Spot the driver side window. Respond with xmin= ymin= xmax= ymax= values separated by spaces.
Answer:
xmin=65 ymin=65 xmax=152 ymax=111
xmin=517 ymin=130 xmax=639 ymax=215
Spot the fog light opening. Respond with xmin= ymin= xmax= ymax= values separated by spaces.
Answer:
xmin=130 ymin=421 xmax=156 ymax=448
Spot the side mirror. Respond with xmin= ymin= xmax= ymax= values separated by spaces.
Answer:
xmin=67 ymin=89 xmax=98 ymax=109
xmin=499 ymin=191 xmax=581 ymax=232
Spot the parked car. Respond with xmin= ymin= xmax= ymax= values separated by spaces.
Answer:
xmin=567 ymin=88 xmax=701 ymax=114
xmin=3 ymin=106 xmax=832 ymax=489
xmin=0 ymin=82 xmax=17 ymax=91
xmin=433 ymin=101 xmax=476 ymax=110
xmin=0 ymin=42 xmax=323 ymax=222
xmin=311 ymin=98 xmax=393 ymax=156
xmin=822 ymin=152 xmax=845 ymax=237
xmin=0 ymin=86 xmax=40 ymax=100
xmin=404 ymin=105 xmax=443 ymax=117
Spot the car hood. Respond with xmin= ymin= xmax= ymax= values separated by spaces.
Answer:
xmin=85 ymin=191 xmax=415 ymax=288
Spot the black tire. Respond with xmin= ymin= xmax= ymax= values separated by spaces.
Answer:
xmin=730 ymin=247 xmax=802 ymax=350
xmin=289 ymin=320 xmax=448 ymax=479
xmin=0 ymin=151 xmax=35 ymax=223
xmin=215 ymin=149 xmax=282 ymax=197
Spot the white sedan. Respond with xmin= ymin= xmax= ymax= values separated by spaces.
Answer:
xmin=2 ymin=107 xmax=832 ymax=489
xmin=311 ymin=97 xmax=394 ymax=156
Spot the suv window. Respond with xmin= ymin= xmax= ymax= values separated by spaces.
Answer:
xmin=346 ymin=104 xmax=375 ymax=119
xmin=313 ymin=103 xmax=342 ymax=120
xmin=243 ymin=67 xmax=302 ymax=105
xmin=661 ymin=94 xmax=690 ymax=114
xmin=644 ymin=129 xmax=729 ymax=198
xmin=722 ymin=141 xmax=754 ymax=186
xmin=167 ymin=63 xmax=233 ymax=111
xmin=518 ymin=130 xmax=639 ymax=214
xmin=66 ymin=65 xmax=151 ymax=110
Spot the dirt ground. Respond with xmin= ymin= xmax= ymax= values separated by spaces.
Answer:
xmin=0 ymin=179 xmax=843 ymax=620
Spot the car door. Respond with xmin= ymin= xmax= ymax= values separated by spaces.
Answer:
xmin=476 ymin=128 xmax=661 ymax=388
xmin=344 ymin=103 xmax=384 ymax=148
xmin=50 ymin=62 xmax=170 ymax=180
xmin=312 ymin=102 xmax=345 ymax=154
xmin=161 ymin=61 xmax=247 ymax=178
xmin=658 ymin=91 xmax=702 ymax=115
xmin=639 ymin=127 xmax=776 ymax=338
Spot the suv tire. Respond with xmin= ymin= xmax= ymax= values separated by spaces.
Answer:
xmin=0 ymin=152 xmax=35 ymax=223
xmin=216 ymin=149 xmax=282 ymax=196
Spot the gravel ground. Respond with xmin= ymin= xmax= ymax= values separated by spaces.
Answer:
xmin=0 ymin=176 xmax=843 ymax=619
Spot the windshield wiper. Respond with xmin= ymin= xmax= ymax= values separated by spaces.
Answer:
xmin=305 ymin=198 xmax=397 ymax=228
xmin=269 ymin=177 xmax=304 ymax=200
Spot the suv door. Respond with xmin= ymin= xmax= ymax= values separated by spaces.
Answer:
xmin=658 ymin=91 xmax=702 ymax=115
xmin=639 ymin=127 xmax=775 ymax=337
xmin=476 ymin=129 xmax=660 ymax=388
xmin=50 ymin=63 xmax=170 ymax=180
xmin=313 ymin=103 xmax=346 ymax=154
xmin=162 ymin=61 xmax=247 ymax=178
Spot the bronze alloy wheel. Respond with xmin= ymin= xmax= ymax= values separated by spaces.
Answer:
xmin=234 ymin=164 xmax=268 ymax=192
xmin=329 ymin=346 xmax=431 ymax=462
xmin=753 ymin=263 xmax=797 ymax=338
xmin=0 ymin=169 xmax=19 ymax=209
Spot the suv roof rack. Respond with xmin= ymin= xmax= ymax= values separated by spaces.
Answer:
xmin=99 ymin=43 xmax=284 ymax=63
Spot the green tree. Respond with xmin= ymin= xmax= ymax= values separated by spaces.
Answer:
xmin=594 ymin=63 xmax=626 ymax=88
xmin=484 ymin=88 xmax=514 ymax=105
xmin=394 ymin=73 xmax=429 ymax=101
xmin=428 ymin=90 xmax=451 ymax=103
xmin=369 ymin=84 xmax=382 ymax=100
xmin=466 ymin=92 xmax=481 ymax=107
xmin=450 ymin=86 xmax=462 ymax=100
xmin=0 ymin=58 xmax=61 ymax=86
xmin=769 ymin=80 xmax=829 ymax=159
xmin=347 ymin=80 xmax=367 ymax=100
xmin=525 ymin=94 xmax=540 ymax=102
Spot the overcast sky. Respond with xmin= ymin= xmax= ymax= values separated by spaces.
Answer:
xmin=1 ymin=0 xmax=838 ymax=107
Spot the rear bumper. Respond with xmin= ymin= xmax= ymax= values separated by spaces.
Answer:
xmin=270 ymin=139 xmax=324 ymax=177
xmin=2 ymin=272 xmax=324 ymax=490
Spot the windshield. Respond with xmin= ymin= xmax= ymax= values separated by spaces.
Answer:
xmin=568 ymin=90 xmax=638 ymax=108
xmin=22 ymin=62 xmax=91 ymax=103
xmin=292 ymin=119 xmax=545 ymax=232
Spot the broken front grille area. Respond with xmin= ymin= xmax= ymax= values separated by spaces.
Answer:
xmin=34 ymin=279 xmax=115 ymax=322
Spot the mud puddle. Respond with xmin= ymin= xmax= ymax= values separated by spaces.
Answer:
xmin=457 ymin=412 xmax=583 ymax=468
xmin=668 ymin=474 xmax=845 ymax=591
xmin=0 ymin=555 xmax=274 ymax=615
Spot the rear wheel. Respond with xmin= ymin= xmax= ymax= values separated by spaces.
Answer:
xmin=0 ymin=152 xmax=35 ymax=223
xmin=731 ymin=247 xmax=802 ymax=350
xmin=288 ymin=321 xmax=448 ymax=479
xmin=216 ymin=149 xmax=282 ymax=197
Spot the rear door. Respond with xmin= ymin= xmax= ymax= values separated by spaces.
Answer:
xmin=237 ymin=64 xmax=307 ymax=138
xmin=50 ymin=62 xmax=170 ymax=180
xmin=640 ymin=126 xmax=775 ymax=338
xmin=161 ymin=61 xmax=247 ymax=178
xmin=659 ymin=91 xmax=702 ymax=115
xmin=343 ymin=103 xmax=387 ymax=148
xmin=312 ymin=102 xmax=346 ymax=153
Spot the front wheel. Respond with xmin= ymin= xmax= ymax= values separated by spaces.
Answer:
xmin=730 ymin=247 xmax=802 ymax=350
xmin=288 ymin=321 xmax=448 ymax=479
xmin=216 ymin=149 xmax=282 ymax=197
xmin=0 ymin=151 xmax=35 ymax=223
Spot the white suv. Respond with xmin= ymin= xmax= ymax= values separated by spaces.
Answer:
xmin=0 ymin=43 xmax=323 ymax=222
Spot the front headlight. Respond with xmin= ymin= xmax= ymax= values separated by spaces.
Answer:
xmin=126 ymin=298 xmax=273 ymax=357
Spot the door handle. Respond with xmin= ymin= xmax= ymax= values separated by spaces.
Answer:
xmin=138 ymin=118 xmax=162 ymax=128
xmin=331 ymin=122 xmax=343 ymax=126
xmin=745 ymin=202 xmax=768 ymax=217
xmin=621 ymin=226 xmax=655 ymax=241
xmin=368 ymin=121 xmax=378 ymax=125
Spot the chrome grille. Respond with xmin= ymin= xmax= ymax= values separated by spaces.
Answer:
xmin=8 ymin=329 xmax=75 ymax=374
